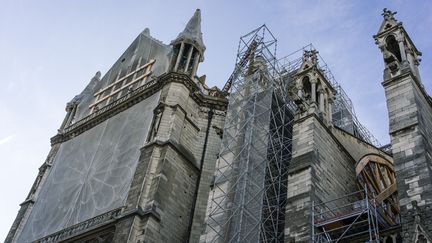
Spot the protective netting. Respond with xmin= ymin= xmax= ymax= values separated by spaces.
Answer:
xmin=203 ymin=25 xmax=296 ymax=243
xmin=18 ymin=92 xmax=160 ymax=242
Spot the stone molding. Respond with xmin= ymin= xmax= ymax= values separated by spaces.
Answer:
xmin=33 ymin=206 xmax=161 ymax=243
xmin=51 ymin=72 xmax=228 ymax=145
xmin=142 ymin=138 xmax=200 ymax=170
xmin=382 ymin=70 xmax=432 ymax=108
xmin=34 ymin=207 xmax=123 ymax=243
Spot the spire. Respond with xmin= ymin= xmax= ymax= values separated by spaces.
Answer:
xmin=171 ymin=9 xmax=206 ymax=53
xmin=170 ymin=9 xmax=206 ymax=77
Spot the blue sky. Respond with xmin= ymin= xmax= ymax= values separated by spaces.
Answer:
xmin=1 ymin=0 xmax=431 ymax=239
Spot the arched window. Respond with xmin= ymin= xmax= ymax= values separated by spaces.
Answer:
xmin=178 ymin=43 xmax=192 ymax=72
xmin=385 ymin=236 xmax=393 ymax=243
xmin=302 ymin=76 xmax=311 ymax=99
xmin=386 ymin=35 xmax=402 ymax=62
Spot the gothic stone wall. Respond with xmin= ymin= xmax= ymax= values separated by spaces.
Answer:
xmin=285 ymin=115 xmax=357 ymax=242
xmin=112 ymin=81 xmax=226 ymax=243
xmin=384 ymin=72 xmax=432 ymax=241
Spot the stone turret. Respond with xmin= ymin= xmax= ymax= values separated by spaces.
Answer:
xmin=374 ymin=8 xmax=422 ymax=81
xmin=170 ymin=9 xmax=205 ymax=77
xmin=375 ymin=8 xmax=432 ymax=242
xmin=291 ymin=50 xmax=335 ymax=125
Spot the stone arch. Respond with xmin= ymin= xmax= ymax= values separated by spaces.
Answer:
xmin=386 ymin=35 xmax=402 ymax=62
xmin=301 ymin=75 xmax=312 ymax=99
xmin=356 ymin=153 xmax=400 ymax=226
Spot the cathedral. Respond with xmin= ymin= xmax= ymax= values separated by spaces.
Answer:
xmin=6 ymin=8 xmax=432 ymax=243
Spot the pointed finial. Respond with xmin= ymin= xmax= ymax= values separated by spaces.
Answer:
xmin=382 ymin=8 xmax=397 ymax=21
xmin=95 ymin=71 xmax=101 ymax=80
xmin=171 ymin=9 xmax=206 ymax=52
xmin=142 ymin=28 xmax=151 ymax=36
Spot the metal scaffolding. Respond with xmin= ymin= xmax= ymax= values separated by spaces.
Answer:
xmin=204 ymin=25 xmax=296 ymax=243
xmin=312 ymin=153 xmax=400 ymax=243
xmin=203 ymin=27 xmax=382 ymax=243
xmin=312 ymin=188 xmax=381 ymax=243
xmin=278 ymin=44 xmax=381 ymax=147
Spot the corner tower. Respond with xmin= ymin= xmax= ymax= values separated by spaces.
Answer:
xmin=291 ymin=50 xmax=335 ymax=125
xmin=6 ymin=9 xmax=228 ymax=243
xmin=375 ymin=9 xmax=432 ymax=242
xmin=170 ymin=9 xmax=205 ymax=78
xmin=284 ymin=49 xmax=357 ymax=242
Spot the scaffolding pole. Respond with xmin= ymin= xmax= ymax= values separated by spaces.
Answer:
xmin=203 ymin=25 xmax=296 ymax=243
xmin=278 ymin=44 xmax=381 ymax=147
xmin=203 ymin=28 xmax=383 ymax=243
xmin=311 ymin=188 xmax=381 ymax=243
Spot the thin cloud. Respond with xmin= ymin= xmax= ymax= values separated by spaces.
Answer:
xmin=0 ymin=135 xmax=15 ymax=146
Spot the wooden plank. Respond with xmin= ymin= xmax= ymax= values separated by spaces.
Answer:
xmin=362 ymin=169 xmax=380 ymax=195
xmin=372 ymin=163 xmax=383 ymax=190
xmin=93 ymin=59 xmax=155 ymax=96
xmin=382 ymin=167 xmax=392 ymax=187
xmin=377 ymin=163 xmax=388 ymax=189
xmin=89 ymin=71 xmax=152 ymax=109
xmin=356 ymin=154 xmax=394 ymax=175
xmin=376 ymin=183 xmax=397 ymax=203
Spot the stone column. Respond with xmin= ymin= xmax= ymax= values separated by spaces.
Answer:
xmin=323 ymin=92 xmax=328 ymax=121
xmin=174 ymin=42 xmax=185 ymax=72
xmin=396 ymin=35 xmax=407 ymax=63
xmin=184 ymin=45 xmax=194 ymax=73
xmin=191 ymin=52 xmax=200 ymax=78
xmin=328 ymin=98 xmax=333 ymax=123
xmin=66 ymin=105 xmax=77 ymax=126
xmin=311 ymin=79 xmax=317 ymax=103
xmin=60 ymin=104 xmax=78 ymax=131
xmin=59 ymin=107 xmax=73 ymax=131
xmin=406 ymin=48 xmax=421 ymax=79
xmin=390 ymin=234 xmax=397 ymax=243
xmin=297 ymin=79 xmax=303 ymax=99
xmin=319 ymin=89 xmax=324 ymax=113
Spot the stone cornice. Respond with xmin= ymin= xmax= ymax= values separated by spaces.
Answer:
xmin=141 ymin=139 xmax=200 ymax=170
xmin=34 ymin=207 xmax=123 ymax=243
xmin=34 ymin=206 xmax=160 ymax=243
xmin=389 ymin=122 xmax=418 ymax=136
xmin=382 ymin=70 xmax=432 ymax=108
xmin=19 ymin=198 xmax=35 ymax=206
xmin=51 ymin=72 xmax=228 ymax=145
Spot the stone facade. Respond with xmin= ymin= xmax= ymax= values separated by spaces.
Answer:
xmin=6 ymin=7 xmax=432 ymax=243
xmin=113 ymin=79 xmax=227 ymax=243
xmin=6 ymin=9 xmax=228 ymax=243
xmin=285 ymin=114 xmax=357 ymax=242
xmin=383 ymin=72 xmax=432 ymax=241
